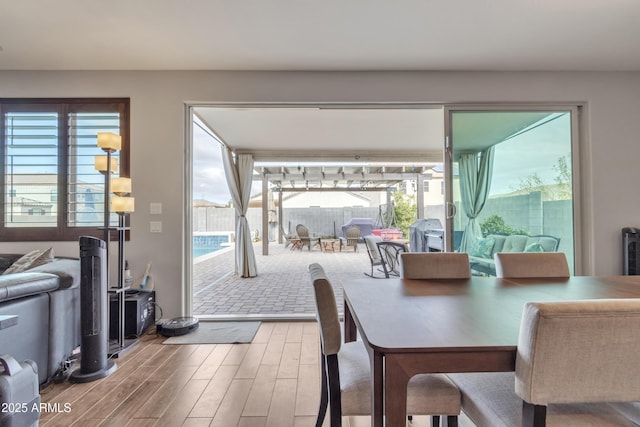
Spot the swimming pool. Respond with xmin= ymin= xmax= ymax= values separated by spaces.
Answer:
xmin=193 ymin=234 xmax=230 ymax=258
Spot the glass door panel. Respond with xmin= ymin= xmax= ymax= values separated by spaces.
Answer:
xmin=445 ymin=109 xmax=576 ymax=275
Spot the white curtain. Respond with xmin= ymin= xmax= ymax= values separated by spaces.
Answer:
xmin=222 ymin=148 xmax=258 ymax=277
xmin=458 ymin=147 xmax=494 ymax=253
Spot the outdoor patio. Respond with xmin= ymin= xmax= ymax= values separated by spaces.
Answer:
xmin=193 ymin=241 xmax=373 ymax=319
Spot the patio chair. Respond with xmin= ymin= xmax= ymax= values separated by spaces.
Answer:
xmin=449 ymin=299 xmax=640 ymax=427
xmin=309 ymin=263 xmax=461 ymax=427
xmin=376 ymin=241 xmax=407 ymax=277
xmin=280 ymin=224 xmax=295 ymax=248
xmin=296 ymin=224 xmax=318 ymax=251
xmin=339 ymin=226 xmax=361 ymax=252
xmin=364 ymin=235 xmax=406 ymax=278
xmin=364 ymin=235 xmax=385 ymax=277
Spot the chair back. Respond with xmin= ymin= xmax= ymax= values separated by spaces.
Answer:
xmin=400 ymin=252 xmax=471 ymax=279
xmin=308 ymin=263 xmax=341 ymax=356
xmin=296 ymin=224 xmax=310 ymax=238
xmin=515 ymin=299 xmax=640 ymax=405
xmin=494 ymin=252 xmax=569 ymax=278
xmin=364 ymin=235 xmax=383 ymax=263
xmin=345 ymin=226 xmax=362 ymax=245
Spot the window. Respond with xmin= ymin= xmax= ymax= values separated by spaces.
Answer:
xmin=1 ymin=99 xmax=130 ymax=241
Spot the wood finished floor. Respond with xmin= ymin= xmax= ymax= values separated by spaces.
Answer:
xmin=39 ymin=321 xmax=473 ymax=427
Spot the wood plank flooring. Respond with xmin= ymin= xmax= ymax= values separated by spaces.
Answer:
xmin=38 ymin=322 xmax=471 ymax=427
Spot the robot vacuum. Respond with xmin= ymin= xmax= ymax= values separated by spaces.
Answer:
xmin=157 ymin=316 xmax=200 ymax=337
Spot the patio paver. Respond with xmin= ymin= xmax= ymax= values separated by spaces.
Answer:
xmin=193 ymin=242 xmax=374 ymax=319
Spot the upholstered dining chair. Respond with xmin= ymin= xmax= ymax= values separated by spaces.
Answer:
xmin=309 ymin=263 xmax=461 ymax=427
xmin=494 ymin=252 xmax=570 ymax=278
xmin=449 ymin=299 xmax=640 ymax=427
xmin=400 ymin=252 xmax=471 ymax=279
xmin=339 ymin=226 xmax=361 ymax=252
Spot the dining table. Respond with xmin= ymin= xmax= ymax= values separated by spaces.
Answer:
xmin=342 ymin=274 xmax=640 ymax=427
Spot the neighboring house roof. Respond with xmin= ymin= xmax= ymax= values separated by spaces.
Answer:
xmin=193 ymin=199 xmax=227 ymax=208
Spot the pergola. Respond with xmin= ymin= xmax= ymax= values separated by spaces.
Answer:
xmin=255 ymin=163 xmax=435 ymax=255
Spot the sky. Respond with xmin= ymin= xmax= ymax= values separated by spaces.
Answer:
xmin=192 ymin=120 xmax=232 ymax=204
xmin=489 ymin=113 xmax=571 ymax=195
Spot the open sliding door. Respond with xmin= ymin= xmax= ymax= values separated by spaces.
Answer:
xmin=444 ymin=106 xmax=580 ymax=275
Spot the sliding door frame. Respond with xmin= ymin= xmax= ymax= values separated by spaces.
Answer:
xmin=443 ymin=104 xmax=585 ymax=275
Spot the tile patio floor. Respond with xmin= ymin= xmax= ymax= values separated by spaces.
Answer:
xmin=193 ymin=241 xmax=375 ymax=319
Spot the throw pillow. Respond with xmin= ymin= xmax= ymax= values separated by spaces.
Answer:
xmin=524 ymin=242 xmax=545 ymax=253
xmin=469 ymin=237 xmax=496 ymax=259
xmin=2 ymin=248 xmax=55 ymax=275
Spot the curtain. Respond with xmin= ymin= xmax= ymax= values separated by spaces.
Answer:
xmin=222 ymin=148 xmax=258 ymax=277
xmin=458 ymin=147 xmax=494 ymax=253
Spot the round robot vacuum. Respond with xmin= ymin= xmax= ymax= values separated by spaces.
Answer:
xmin=157 ymin=316 xmax=199 ymax=337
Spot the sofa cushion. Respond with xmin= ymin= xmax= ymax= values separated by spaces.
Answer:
xmin=28 ymin=258 xmax=80 ymax=290
xmin=2 ymin=248 xmax=54 ymax=275
xmin=469 ymin=237 xmax=496 ymax=259
xmin=0 ymin=272 xmax=59 ymax=302
xmin=524 ymin=242 xmax=545 ymax=252
xmin=502 ymin=235 xmax=529 ymax=252
xmin=525 ymin=236 xmax=560 ymax=252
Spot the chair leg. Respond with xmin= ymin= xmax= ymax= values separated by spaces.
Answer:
xmin=446 ymin=415 xmax=458 ymax=427
xmin=431 ymin=415 xmax=440 ymax=427
xmin=326 ymin=354 xmax=342 ymax=427
xmin=315 ymin=355 xmax=329 ymax=427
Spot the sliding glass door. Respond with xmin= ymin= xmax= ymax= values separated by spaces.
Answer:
xmin=444 ymin=107 xmax=579 ymax=275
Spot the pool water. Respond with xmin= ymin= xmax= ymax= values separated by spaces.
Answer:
xmin=193 ymin=234 xmax=230 ymax=258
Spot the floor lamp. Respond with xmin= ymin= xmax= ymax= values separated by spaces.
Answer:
xmin=95 ymin=132 xmax=137 ymax=357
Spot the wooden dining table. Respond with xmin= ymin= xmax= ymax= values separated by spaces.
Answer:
xmin=342 ymin=275 xmax=640 ymax=427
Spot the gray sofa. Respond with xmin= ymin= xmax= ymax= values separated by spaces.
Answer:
xmin=0 ymin=254 xmax=81 ymax=385
xmin=468 ymin=234 xmax=560 ymax=276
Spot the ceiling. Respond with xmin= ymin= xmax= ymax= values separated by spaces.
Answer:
xmin=1 ymin=1 xmax=639 ymax=71
xmin=1 ymin=2 xmax=612 ymax=190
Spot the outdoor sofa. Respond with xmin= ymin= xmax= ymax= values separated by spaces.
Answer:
xmin=468 ymin=234 xmax=561 ymax=276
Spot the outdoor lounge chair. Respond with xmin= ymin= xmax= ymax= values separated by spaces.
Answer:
xmin=280 ymin=224 xmax=296 ymax=248
xmin=296 ymin=224 xmax=318 ymax=251
xmin=339 ymin=226 xmax=361 ymax=252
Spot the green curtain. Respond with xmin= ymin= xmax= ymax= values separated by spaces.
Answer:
xmin=458 ymin=147 xmax=494 ymax=253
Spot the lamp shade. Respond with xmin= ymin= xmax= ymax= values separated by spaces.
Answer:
xmin=111 ymin=177 xmax=132 ymax=195
xmin=97 ymin=132 xmax=122 ymax=151
xmin=112 ymin=196 xmax=135 ymax=213
xmin=94 ymin=156 xmax=118 ymax=173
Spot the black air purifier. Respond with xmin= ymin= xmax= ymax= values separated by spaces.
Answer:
xmin=623 ymin=227 xmax=640 ymax=275
xmin=70 ymin=236 xmax=117 ymax=383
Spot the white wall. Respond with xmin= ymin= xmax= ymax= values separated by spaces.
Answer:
xmin=1 ymin=70 xmax=639 ymax=316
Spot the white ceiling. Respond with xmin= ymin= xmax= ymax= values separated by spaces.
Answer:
xmin=1 ymin=0 xmax=639 ymax=71
xmin=195 ymin=107 xmax=445 ymax=161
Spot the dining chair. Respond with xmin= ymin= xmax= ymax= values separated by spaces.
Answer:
xmin=449 ymin=299 xmax=640 ymax=427
xmin=400 ymin=252 xmax=471 ymax=279
xmin=339 ymin=226 xmax=361 ymax=252
xmin=296 ymin=224 xmax=317 ymax=251
xmin=309 ymin=263 xmax=461 ymax=427
xmin=494 ymin=252 xmax=570 ymax=278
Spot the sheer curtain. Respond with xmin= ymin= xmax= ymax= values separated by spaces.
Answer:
xmin=458 ymin=147 xmax=494 ymax=253
xmin=222 ymin=148 xmax=258 ymax=277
